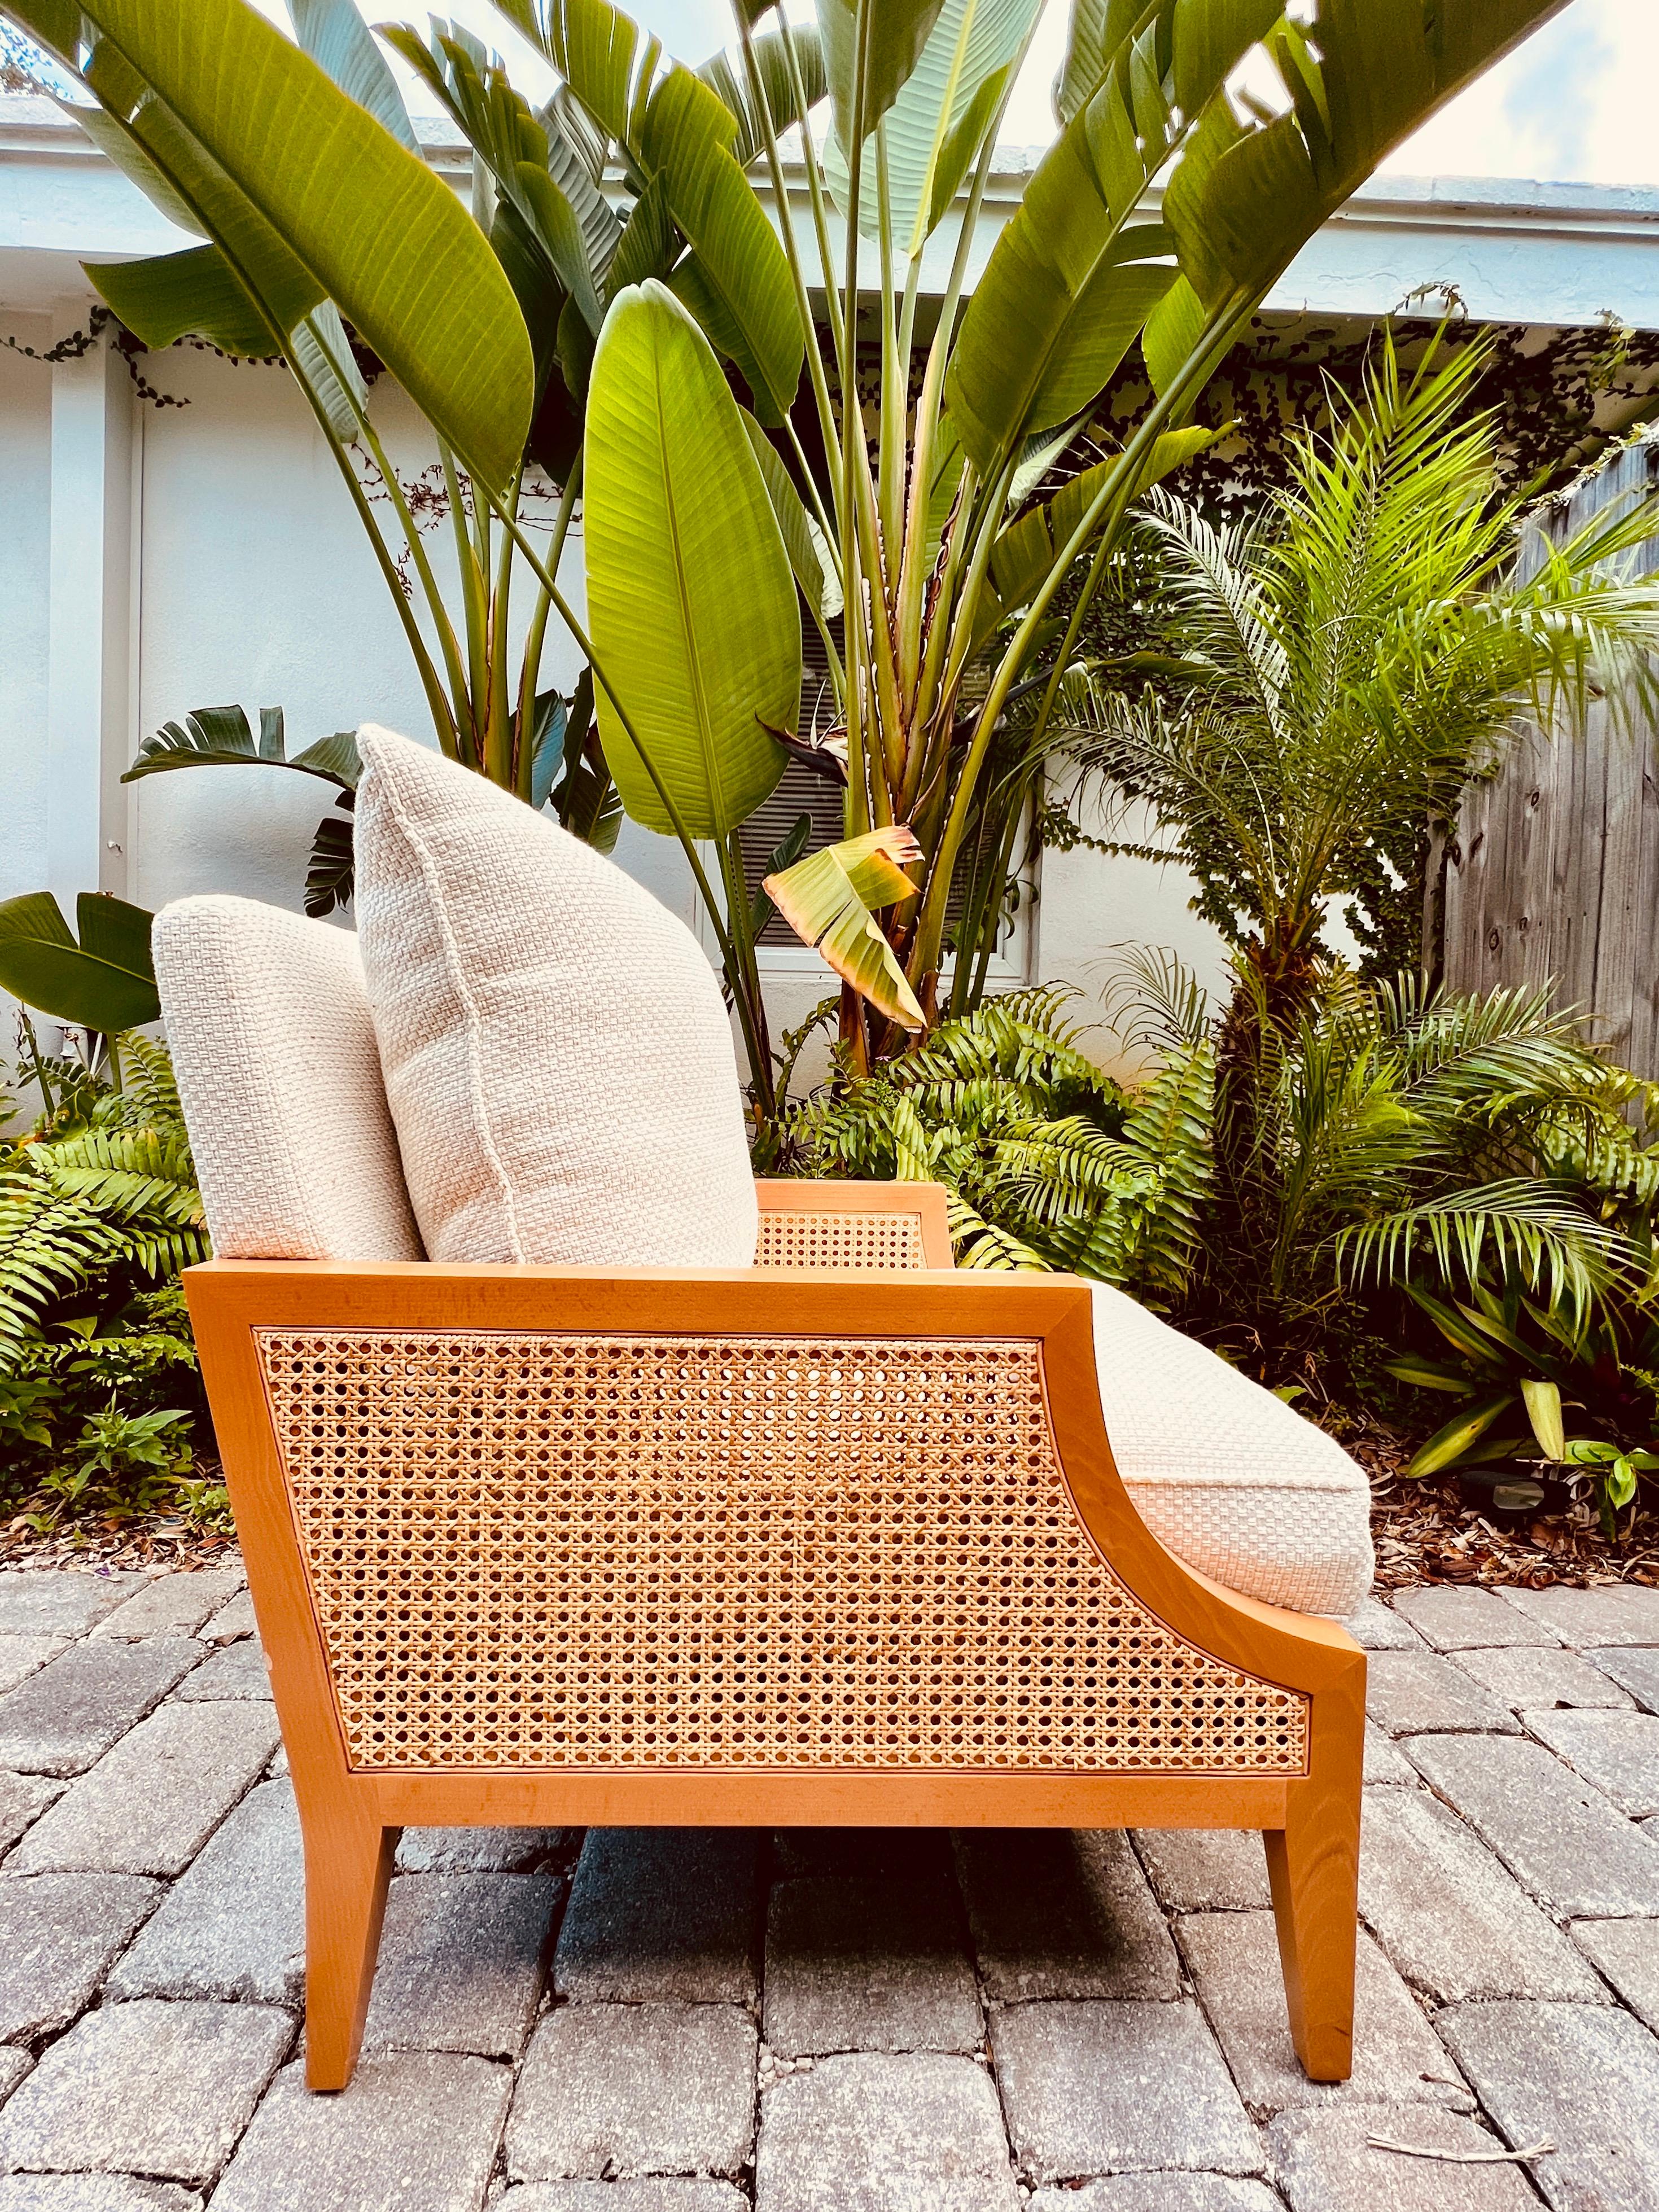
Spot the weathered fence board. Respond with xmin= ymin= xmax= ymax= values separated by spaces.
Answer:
xmin=1443 ymin=433 xmax=1659 ymax=1072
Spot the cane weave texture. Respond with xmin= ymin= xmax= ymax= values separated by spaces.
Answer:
xmin=754 ymin=1210 xmax=929 ymax=1270
xmin=256 ymin=1326 xmax=1308 ymax=1776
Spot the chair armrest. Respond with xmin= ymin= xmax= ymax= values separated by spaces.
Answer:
xmin=754 ymin=1178 xmax=953 ymax=1268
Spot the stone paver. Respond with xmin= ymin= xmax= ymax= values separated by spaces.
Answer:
xmin=755 ymin=2051 xmax=1017 ymax=2212
xmin=1588 ymin=1646 xmax=1659 ymax=1711
xmin=498 ymin=2188 xmax=747 ymax=2211
xmin=199 ymin=1592 xmax=257 ymax=1644
xmin=764 ymin=1874 xmax=980 ymax=2056
xmin=554 ymin=1829 xmax=757 ymax=2005
xmin=0 ymin=1774 xmax=63 ymax=1854
xmin=1441 ymin=1998 xmax=1659 ymax=2211
xmin=1178 ymin=1913 xmax=1470 ymax=2116
xmin=1133 ymin=1830 xmax=1271 ymax=1913
xmin=1452 ymin=1645 xmax=1635 ymax=1712
xmin=993 ymin=2001 xmax=1261 ymax=2182
xmin=0 ymin=1642 xmax=201 ymax=1777
xmin=1572 ymin=1917 xmax=1659 ymax=2033
xmin=1363 ymin=1650 xmax=1518 ymax=1736
xmin=0 ymin=1645 xmax=67 ymax=1700
xmin=1357 ymin=1786 xmax=1604 ymax=2003
xmin=0 ymin=1873 xmax=159 ymax=2039
xmin=1267 ymin=2106 xmax=1540 ymax=2211
xmin=1342 ymin=1600 xmax=1423 ymax=1652
xmin=106 ymin=1780 xmax=303 ymax=2004
xmin=396 ymin=1826 xmax=571 ymax=1873
xmin=210 ymin=2053 xmax=510 ymax=2212
xmin=91 ymin=1573 xmax=243 ymax=1642
xmin=363 ymin=1873 xmax=557 ymax=2058
xmin=168 ymin=1643 xmax=270 ymax=1702
xmin=1407 ymin=1731 xmax=1659 ymax=1916
xmin=507 ymin=2004 xmax=755 ymax=2183
xmin=1524 ymin=1708 xmax=1659 ymax=1817
xmin=1362 ymin=1724 xmax=1419 ymax=1786
xmin=0 ymin=1578 xmax=143 ymax=1639
xmin=1496 ymin=1584 xmax=1659 ymax=1649
xmin=8 ymin=1702 xmax=281 ymax=1876
xmin=0 ymin=1999 xmax=290 ymax=2184
xmin=955 ymin=1829 xmax=1181 ymax=2001
xmin=0 ymin=2183 xmax=204 ymax=2211
xmin=1392 ymin=1585 xmax=1563 ymax=1650
xmin=1029 ymin=2183 xmax=1281 ymax=2212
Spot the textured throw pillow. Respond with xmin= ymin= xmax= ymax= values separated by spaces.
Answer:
xmin=152 ymin=894 xmax=423 ymax=1261
xmin=352 ymin=723 xmax=759 ymax=1266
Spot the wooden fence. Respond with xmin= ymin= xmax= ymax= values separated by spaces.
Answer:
xmin=1443 ymin=432 xmax=1659 ymax=1074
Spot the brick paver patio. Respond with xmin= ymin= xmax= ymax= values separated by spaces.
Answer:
xmin=2 ymin=1569 xmax=1658 ymax=2210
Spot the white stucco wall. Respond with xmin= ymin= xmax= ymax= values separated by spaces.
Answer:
xmin=0 ymin=314 xmax=50 ymax=907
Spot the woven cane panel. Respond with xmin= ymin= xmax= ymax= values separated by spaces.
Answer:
xmin=256 ymin=1328 xmax=1308 ymax=1776
xmin=755 ymin=1208 xmax=929 ymax=1269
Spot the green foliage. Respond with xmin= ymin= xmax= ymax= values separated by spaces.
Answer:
xmin=0 ymin=891 xmax=159 ymax=1033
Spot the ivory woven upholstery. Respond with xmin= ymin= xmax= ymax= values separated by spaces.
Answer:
xmin=352 ymin=725 xmax=758 ymax=1268
xmin=1091 ymin=1285 xmax=1373 ymax=1615
xmin=152 ymin=895 xmax=422 ymax=1262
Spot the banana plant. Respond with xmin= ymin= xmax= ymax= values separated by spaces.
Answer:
xmin=0 ymin=890 xmax=160 ymax=1091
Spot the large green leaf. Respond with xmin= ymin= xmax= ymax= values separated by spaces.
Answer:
xmin=0 ymin=892 xmax=160 ymax=1032
xmin=697 ymin=24 xmax=828 ymax=170
xmin=495 ymin=0 xmax=660 ymax=151
xmin=124 ymin=703 xmax=361 ymax=790
xmin=71 ymin=0 xmax=533 ymax=490
xmin=764 ymin=827 xmax=927 ymax=1032
xmin=1053 ymin=0 xmax=1136 ymax=124
xmin=287 ymin=0 xmax=417 ymax=147
xmin=85 ymin=243 xmax=272 ymax=355
xmin=584 ymin=280 xmax=796 ymax=839
xmin=816 ymin=0 xmax=949 ymax=154
xmin=740 ymin=410 xmax=842 ymax=621
xmin=825 ymin=0 xmax=1041 ymax=253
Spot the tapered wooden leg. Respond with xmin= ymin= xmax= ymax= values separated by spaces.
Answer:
xmin=300 ymin=1798 xmax=401 ymax=2091
xmin=1263 ymin=1662 xmax=1365 ymax=2082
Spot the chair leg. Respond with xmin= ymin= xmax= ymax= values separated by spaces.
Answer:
xmin=300 ymin=1799 xmax=400 ymax=2091
xmin=1263 ymin=1776 xmax=1360 ymax=2082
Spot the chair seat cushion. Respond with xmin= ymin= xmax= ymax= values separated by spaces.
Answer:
xmin=1092 ymin=1285 xmax=1373 ymax=1614
xmin=352 ymin=725 xmax=758 ymax=1267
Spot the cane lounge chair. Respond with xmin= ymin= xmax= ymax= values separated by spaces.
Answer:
xmin=160 ymin=727 xmax=1371 ymax=2093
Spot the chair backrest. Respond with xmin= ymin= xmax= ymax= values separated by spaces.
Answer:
xmin=752 ymin=1181 xmax=953 ymax=1268
xmin=153 ymin=895 xmax=423 ymax=1262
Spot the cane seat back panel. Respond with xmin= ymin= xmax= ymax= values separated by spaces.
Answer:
xmin=754 ymin=1207 xmax=930 ymax=1271
xmin=255 ymin=1325 xmax=1310 ymax=1777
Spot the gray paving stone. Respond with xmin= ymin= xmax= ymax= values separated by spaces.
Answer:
xmin=397 ymin=1826 xmax=572 ymax=1873
xmin=1178 ymin=1912 xmax=1470 ymax=2116
xmin=210 ymin=2052 xmax=510 ymax=2212
xmin=91 ymin=1572 xmax=243 ymax=1642
xmin=1342 ymin=1600 xmax=1424 ymax=1652
xmin=0 ymin=1577 xmax=144 ymax=1639
xmin=1524 ymin=1707 xmax=1659 ymax=1816
xmin=1362 ymin=1724 xmax=1420 ymax=1786
xmin=0 ymin=1645 xmax=67 ymax=1701
xmin=1357 ymin=1786 xmax=1605 ymax=2003
xmin=0 ymin=2182 xmax=204 ymax=2211
xmin=992 ymin=2000 xmax=1260 ymax=2182
xmin=1364 ymin=1650 xmax=1518 ymax=1736
xmin=0 ymin=2056 xmax=28 ymax=2108
xmin=553 ymin=1829 xmax=758 ymax=2004
xmin=763 ymin=1875 xmax=982 ymax=2056
xmin=168 ymin=1642 xmax=270 ymax=1702
xmin=1028 ymin=2182 xmax=1282 ymax=2212
xmin=0 ymin=1873 xmax=160 ymax=2038
xmin=755 ymin=2050 xmax=1017 ymax=2212
xmin=0 ymin=1642 xmax=201 ymax=1777
xmin=8 ymin=1702 xmax=281 ymax=1876
xmin=1391 ymin=1585 xmax=1561 ymax=1650
xmin=364 ymin=1873 xmax=556 ymax=2058
xmin=1267 ymin=2105 xmax=1540 ymax=2211
xmin=1440 ymin=1998 xmax=1659 ymax=2211
xmin=1588 ymin=1646 xmax=1659 ymax=1711
xmin=106 ymin=1780 xmax=303 ymax=2004
xmin=1572 ymin=1916 xmax=1659 ymax=2031
xmin=1452 ymin=1645 xmax=1636 ymax=1712
xmin=0 ymin=1775 xmax=63 ymax=1854
xmin=199 ymin=1592 xmax=257 ymax=1644
xmin=1406 ymin=1731 xmax=1659 ymax=1916
xmin=1134 ymin=1829 xmax=1271 ymax=1912
xmin=954 ymin=1829 xmax=1180 ymax=2001
xmin=1497 ymin=1583 xmax=1659 ymax=1649
xmin=497 ymin=2189 xmax=747 ymax=2211
xmin=0 ymin=1999 xmax=291 ymax=2184
xmin=507 ymin=2004 xmax=755 ymax=2183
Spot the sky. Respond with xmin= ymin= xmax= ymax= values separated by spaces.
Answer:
xmin=342 ymin=0 xmax=1659 ymax=189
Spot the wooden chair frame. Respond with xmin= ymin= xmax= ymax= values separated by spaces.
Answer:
xmin=185 ymin=1180 xmax=1363 ymax=2093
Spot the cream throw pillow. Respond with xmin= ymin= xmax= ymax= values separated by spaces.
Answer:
xmin=153 ymin=894 xmax=422 ymax=1262
xmin=352 ymin=723 xmax=759 ymax=1267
